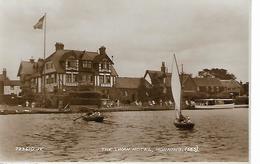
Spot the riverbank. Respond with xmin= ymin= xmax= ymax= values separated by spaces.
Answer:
xmin=0 ymin=105 xmax=173 ymax=115
xmin=0 ymin=104 xmax=248 ymax=115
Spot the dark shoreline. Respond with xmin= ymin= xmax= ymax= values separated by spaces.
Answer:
xmin=0 ymin=104 xmax=248 ymax=115
xmin=0 ymin=105 xmax=173 ymax=115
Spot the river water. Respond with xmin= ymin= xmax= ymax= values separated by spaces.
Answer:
xmin=0 ymin=108 xmax=248 ymax=162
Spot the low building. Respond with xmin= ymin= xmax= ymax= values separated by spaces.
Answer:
xmin=144 ymin=62 xmax=172 ymax=102
xmin=0 ymin=70 xmax=7 ymax=96
xmin=0 ymin=68 xmax=21 ymax=104
xmin=193 ymin=77 xmax=224 ymax=98
xmin=3 ymin=80 xmax=21 ymax=96
xmin=181 ymin=74 xmax=197 ymax=98
xmin=220 ymin=80 xmax=242 ymax=97
xmin=112 ymin=77 xmax=151 ymax=103
xmin=17 ymin=59 xmax=35 ymax=99
xmin=144 ymin=62 xmax=199 ymax=101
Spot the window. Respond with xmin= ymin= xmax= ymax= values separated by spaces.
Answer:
xmin=45 ymin=62 xmax=53 ymax=70
xmin=83 ymin=60 xmax=92 ymax=68
xmin=46 ymin=74 xmax=56 ymax=84
xmin=10 ymin=85 xmax=14 ymax=90
xmin=106 ymin=76 xmax=110 ymax=83
xmin=66 ymin=74 xmax=78 ymax=83
xmin=66 ymin=74 xmax=72 ymax=83
xmin=99 ymin=75 xmax=104 ymax=84
xmin=67 ymin=60 xmax=77 ymax=69
xmin=73 ymin=75 xmax=77 ymax=82
xmin=101 ymin=62 xmax=108 ymax=69
xmin=46 ymin=77 xmax=55 ymax=84
xmin=81 ymin=74 xmax=93 ymax=83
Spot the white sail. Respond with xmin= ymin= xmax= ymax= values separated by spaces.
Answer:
xmin=171 ymin=55 xmax=181 ymax=119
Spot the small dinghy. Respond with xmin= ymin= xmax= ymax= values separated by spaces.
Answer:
xmin=174 ymin=118 xmax=195 ymax=130
xmin=82 ymin=112 xmax=104 ymax=122
xmin=171 ymin=54 xmax=195 ymax=130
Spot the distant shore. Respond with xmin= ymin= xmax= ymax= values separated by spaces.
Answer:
xmin=0 ymin=105 xmax=173 ymax=115
xmin=0 ymin=104 xmax=248 ymax=115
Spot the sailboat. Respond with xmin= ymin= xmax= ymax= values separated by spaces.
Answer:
xmin=171 ymin=54 xmax=195 ymax=130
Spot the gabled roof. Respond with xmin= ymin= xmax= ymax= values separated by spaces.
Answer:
xmin=144 ymin=70 xmax=172 ymax=87
xmin=220 ymin=80 xmax=241 ymax=88
xmin=4 ymin=80 xmax=21 ymax=86
xmin=193 ymin=77 xmax=222 ymax=87
xmin=114 ymin=77 xmax=143 ymax=89
xmin=17 ymin=61 xmax=35 ymax=76
xmin=45 ymin=49 xmax=114 ymax=74
xmin=110 ymin=66 xmax=118 ymax=77
xmin=81 ymin=51 xmax=99 ymax=60
xmin=45 ymin=50 xmax=78 ymax=73
xmin=93 ymin=54 xmax=114 ymax=64
xmin=182 ymin=74 xmax=191 ymax=83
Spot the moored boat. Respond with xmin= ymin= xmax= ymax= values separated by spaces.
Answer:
xmin=194 ymin=99 xmax=234 ymax=109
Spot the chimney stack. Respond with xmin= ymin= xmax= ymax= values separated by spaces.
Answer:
xmin=55 ymin=42 xmax=64 ymax=51
xmin=161 ymin=62 xmax=166 ymax=73
xmin=99 ymin=46 xmax=106 ymax=55
xmin=30 ymin=57 xmax=35 ymax=63
xmin=3 ymin=68 xmax=6 ymax=79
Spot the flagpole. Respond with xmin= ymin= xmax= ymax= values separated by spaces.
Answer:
xmin=43 ymin=12 xmax=46 ymax=107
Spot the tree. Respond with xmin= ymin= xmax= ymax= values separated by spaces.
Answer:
xmin=198 ymin=68 xmax=236 ymax=80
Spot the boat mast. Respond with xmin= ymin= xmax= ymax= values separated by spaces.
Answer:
xmin=173 ymin=54 xmax=183 ymax=116
xmin=180 ymin=64 xmax=184 ymax=114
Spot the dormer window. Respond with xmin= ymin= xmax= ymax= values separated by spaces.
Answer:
xmin=67 ymin=59 xmax=77 ymax=69
xmin=83 ymin=60 xmax=92 ymax=68
xmin=101 ymin=62 xmax=110 ymax=70
xmin=45 ymin=62 xmax=54 ymax=70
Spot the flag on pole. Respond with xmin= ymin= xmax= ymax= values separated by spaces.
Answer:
xmin=33 ymin=15 xmax=45 ymax=29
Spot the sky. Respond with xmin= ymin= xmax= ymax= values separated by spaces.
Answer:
xmin=0 ymin=0 xmax=250 ymax=82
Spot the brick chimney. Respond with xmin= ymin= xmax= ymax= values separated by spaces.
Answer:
xmin=99 ymin=46 xmax=106 ymax=55
xmin=161 ymin=62 xmax=166 ymax=73
xmin=55 ymin=42 xmax=64 ymax=51
xmin=2 ymin=68 xmax=6 ymax=79
xmin=30 ymin=57 xmax=35 ymax=63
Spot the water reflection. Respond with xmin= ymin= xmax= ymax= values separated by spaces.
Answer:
xmin=0 ymin=109 xmax=248 ymax=162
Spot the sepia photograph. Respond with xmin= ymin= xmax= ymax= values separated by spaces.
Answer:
xmin=0 ymin=0 xmax=249 ymax=162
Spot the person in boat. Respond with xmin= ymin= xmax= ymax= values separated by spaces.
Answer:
xmin=86 ymin=111 xmax=101 ymax=117
xmin=86 ymin=111 xmax=94 ymax=116
xmin=187 ymin=116 xmax=192 ymax=123
xmin=178 ymin=114 xmax=186 ymax=123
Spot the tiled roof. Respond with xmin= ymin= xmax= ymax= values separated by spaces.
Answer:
xmin=114 ymin=77 xmax=143 ymax=89
xmin=193 ymin=77 xmax=222 ymax=86
xmin=81 ymin=51 xmax=99 ymax=60
xmin=145 ymin=70 xmax=172 ymax=87
xmin=4 ymin=80 xmax=21 ymax=86
xmin=110 ymin=66 xmax=118 ymax=77
xmin=17 ymin=61 xmax=35 ymax=76
xmin=45 ymin=50 xmax=76 ymax=73
xmin=45 ymin=49 xmax=115 ymax=74
xmin=93 ymin=54 xmax=114 ymax=64
xmin=220 ymin=80 xmax=241 ymax=88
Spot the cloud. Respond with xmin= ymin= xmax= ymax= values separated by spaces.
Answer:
xmin=0 ymin=0 xmax=250 ymax=82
